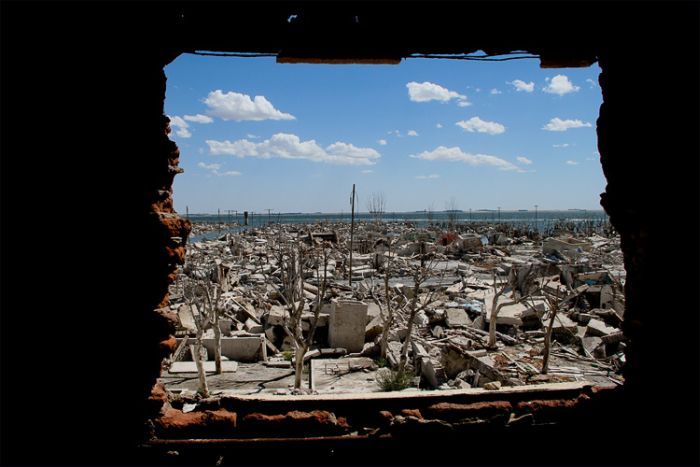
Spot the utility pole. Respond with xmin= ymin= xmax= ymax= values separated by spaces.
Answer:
xmin=266 ymin=208 xmax=272 ymax=225
xmin=186 ymin=206 xmax=189 ymax=220
xmin=469 ymin=208 xmax=472 ymax=222
xmin=534 ymin=204 xmax=538 ymax=232
xmin=218 ymin=208 xmax=221 ymax=224
xmin=498 ymin=206 xmax=501 ymax=223
xmin=349 ymin=184 xmax=356 ymax=287
xmin=227 ymin=209 xmax=231 ymax=224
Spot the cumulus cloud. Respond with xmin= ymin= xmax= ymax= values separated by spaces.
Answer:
xmin=415 ymin=174 xmax=440 ymax=179
xmin=457 ymin=98 xmax=472 ymax=107
xmin=566 ymin=160 xmax=579 ymax=165
xmin=543 ymin=75 xmax=580 ymax=95
xmin=407 ymin=130 xmax=419 ymax=136
xmin=456 ymin=117 xmax=506 ymax=135
xmin=378 ymin=139 xmax=387 ymax=146
xmin=388 ymin=130 xmax=402 ymax=137
xmin=553 ymin=143 xmax=571 ymax=148
xmin=436 ymin=123 xmax=443 ymax=129
xmin=207 ymin=133 xmax=380 ymax=166
xmin=508 ymin=79 xmax=534 ymax=92
xmin=516 ymin=156 xmax=533 ymax=165
xmin=586 ymin=78 xmax=598 ymax=88
xmin=406 ymin=81 xmax=465 ymax=103
xmin=168 ymin=115 xmax=192 ymax=138
xmin=204 ymin=89 xmax=295 ymax=121
xmin=410 ymin=146 xmax=520 ymax=171
xmin=543 ymin=118 xmax=592 ymax=131
xmin=184 ymin=114 xmax=213 ymax=124
xmin=490 ymin=88 xmax=502 ymax=95
xmin=361 ymin=169 xmax=374 ymax=174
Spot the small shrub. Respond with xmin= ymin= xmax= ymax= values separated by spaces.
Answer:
xmin=376 ymin=368 xmax=414 ymax=391
xmin=282 ymin=350 xmax=294 ymax=361
xmin=374 ymin=357 xmax=389 ymax=368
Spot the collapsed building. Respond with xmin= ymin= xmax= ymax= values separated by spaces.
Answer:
xmin=156 ymin=221 xmax=625 ymax=407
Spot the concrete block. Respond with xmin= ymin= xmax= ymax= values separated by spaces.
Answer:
xmin=177 ymin=336 xmax=266 ymax=362
xmin=177 ymin=305 xmax=197 ymax=332
xmin=328 ymin=300 xmax=368 ymax=353
xmin=267 ymin=306 xmax=287 ymax=326
xmin=169 ymin=361 xmax=238 ymax=373
xmin=586 ymin=318 xmax=618 ymax=337
xmin=445 ymin=309 xmax=471 ymax=327
xmin=245 ymin=318 xmax=264 ymax=333
xmin=365 ymin=316 xmax=384 ymax=341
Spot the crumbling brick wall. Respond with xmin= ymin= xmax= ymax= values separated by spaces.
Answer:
xmin=2 ymin=2 xmax=697 ymax=466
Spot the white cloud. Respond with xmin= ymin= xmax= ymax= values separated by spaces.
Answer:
xmin=406 ymin=81 xmax=465 ymax=103
xmin=203 ymin=89 xmax=295 ymax=121
xmin=246 ymin=134 xmax=259 ymax=139
xmin=508 ymin=79 xmax=535 ymax=92
xmin=407 ymin=130 xmax=419 ymax=137
xmin=543 ymin=75 xmax=580 ymax=95
xmin=566 ymin=160 xmax=579 ymax=165
xmin=516 ymin=156 xmax=533 ymax=165
xmin=415 ymin=174 xmax=440 ymax=179
xmin=388 ymin=130 xmax=402 ymax=137
xmin=410 ymin=146 xmax=521 ymax=172
xmin=457 ymin=98 xmax=472 ymax=107
xmin=456 ymin=117 xmax=506 ymax=135
xmin=553 ymin=143 xmax=571 ymax=148
xmin=361 ymin=169 xmax=374 ymax=174
xmin=183 ymin=114 xmax=213 ymax=124
xmin=378 ymin=139 xmax=387 ymax=146
xmin=543 ymin=117 xmax=592 ymax=132
xmin=586 ymin=78 xmax=598 ymax=88
xmin=168 ymin=115 xmax=192 ymax=138
xmin=207 ymin=133 xmax=380 ymax=166
xmin=436 ymin=123 xmax=443 ymax=129
xmin=198 ymin=162 xmax=221 ymax=171
xmin=197 ymin=162 xmax=241 ymax=177
xmin=490 ymin=88 xmax=502 ymax=95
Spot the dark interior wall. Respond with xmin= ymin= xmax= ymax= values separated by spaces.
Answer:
xmin=1 ymin=2 xmax=698 ymax=465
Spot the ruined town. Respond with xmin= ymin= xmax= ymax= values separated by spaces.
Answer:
xmin=155 ymin=215 xmax=625 ymax=412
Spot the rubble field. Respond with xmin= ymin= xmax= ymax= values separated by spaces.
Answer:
xmin=159 ymin=220 xmax=625 ymax=403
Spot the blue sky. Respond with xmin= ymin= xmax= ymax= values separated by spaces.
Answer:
xmin=165 ymin=53 xmax=604 ymax=214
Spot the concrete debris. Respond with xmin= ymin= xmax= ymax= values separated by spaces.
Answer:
xmin=161 ymin=220 xmax=625 ymax=396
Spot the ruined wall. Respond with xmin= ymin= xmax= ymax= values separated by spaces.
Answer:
xmin=2 ymin=2 xmax=697 ymax=465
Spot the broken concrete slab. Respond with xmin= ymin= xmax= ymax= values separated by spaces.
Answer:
xmin=177 ymin=336 xmax=267 ymax=363
xmin=445 ymin=309 xmax=472 ymax=327
xmin=328 ymin=300 xmax=368 ymax=353
xmin=586 ymin=318 xmax=619 ymax=337
xmin=169 ymin=361 xmax=239 ymax=373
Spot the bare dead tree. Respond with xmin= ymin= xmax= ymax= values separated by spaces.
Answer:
xmin=538 ymin=280 xmax=587 ymax=374
xmin=280 ymin=241 xmax=330 ymax=390
xmin=369 ymin=238 xmax=398 ymax=359
xmin=445 ymin=197 xmax=459 ymax=227
xmin=366 ymin=192 xmax=386 ymax=223
xmin=426 ymin=204 xmax=435 ymax=226
xmin=182 ymin=280 xmax=211 ymax=397
xmin=397 ymin=259 xmax=442 ymax=373
xmin=486 ymin=267 xmax=538 ymax=349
